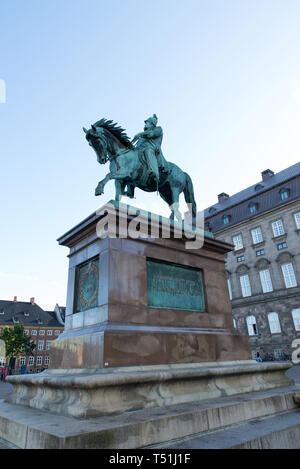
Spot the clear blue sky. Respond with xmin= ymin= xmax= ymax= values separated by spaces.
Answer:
xmin=1 ymin=0 xmax=300 ymax=310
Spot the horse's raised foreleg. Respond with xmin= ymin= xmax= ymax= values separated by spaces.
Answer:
xmin=95 ymin=169 xmax=132 ymax=196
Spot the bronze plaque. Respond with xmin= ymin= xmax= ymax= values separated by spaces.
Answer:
xmin=75 ymin=258 xmax=99 ymax=313
xmin=147 ymin=259 xmax=205 ymax=312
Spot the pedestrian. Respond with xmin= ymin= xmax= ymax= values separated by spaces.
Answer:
xmin=256 ymin=352 xmax=263 ymax=363
xmin=3 ymin=366 xmax=9 ymax=382
xmin=0 ymin=366 xmax=4 ymax=382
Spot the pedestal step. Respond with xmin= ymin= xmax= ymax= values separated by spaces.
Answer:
xmin=0 ymin=385 xmax=299 ymax=449
xmin=150 ymin=410 xmax=300 ymax=449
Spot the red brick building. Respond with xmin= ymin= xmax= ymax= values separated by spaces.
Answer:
xmin=0 ymin=297 xmax=65 ymax=372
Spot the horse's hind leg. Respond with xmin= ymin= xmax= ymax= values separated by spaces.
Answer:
xmin=115 ymin=181 xmax=126 ymax=201
xmin=169 ymin=187 xmax=182 ymax=223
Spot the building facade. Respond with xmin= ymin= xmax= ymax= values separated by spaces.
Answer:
xmin=0 ymin=297 xmax=65 ymax=372
xmin=204 ymin=162 xmax=300 ymax=360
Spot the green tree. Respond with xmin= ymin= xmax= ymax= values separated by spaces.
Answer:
xmin=1 ymin=324 xmax=36 ymax=369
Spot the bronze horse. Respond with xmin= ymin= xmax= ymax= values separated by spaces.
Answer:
xmin=83 ymin=119 xmax=196 ymax=222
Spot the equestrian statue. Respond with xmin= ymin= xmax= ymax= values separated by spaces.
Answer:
xmin=83 ymin=115 xmax=197 ymax=222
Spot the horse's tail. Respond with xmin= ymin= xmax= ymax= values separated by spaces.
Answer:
xmin=183 ymin=172 xmax=197 ymax=218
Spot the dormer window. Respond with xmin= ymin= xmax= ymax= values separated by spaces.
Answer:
xmin=249 ymin=202 xmax=258 ymax=214
xmin=209 ymin=207 xmax=216 ymax=214
xmin=279 ymin=188 xmax=290 ymax=200
xmin=254 ymin=184 xmax=264 ymax=192
xmin=222 ymin=215 xmax=231 ymax=225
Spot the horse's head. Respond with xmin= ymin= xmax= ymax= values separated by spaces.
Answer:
xmin=83 ymin=125 xmax=108 ymax=164
xmin=84 ymin=119 xmax=134 ymax=164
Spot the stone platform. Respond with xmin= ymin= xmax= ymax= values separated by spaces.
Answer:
xmin=1 ymin=366 xmax=299 ymax=448
xmin=6 ymin=360 xmax=293 ymax=418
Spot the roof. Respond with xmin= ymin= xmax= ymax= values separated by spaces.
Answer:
xmin=0 ymin=301 xmax=64 ymax=328
xmin=204 ymin=162 xmax=300 ymax=232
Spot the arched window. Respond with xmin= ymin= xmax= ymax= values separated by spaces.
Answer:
xmin=259 ymin=269 xmax=273 ymax=293
xmin=246 ymin=315 xmax=258 ymax=336
xmin=240 ymin=274 xmax=252 ymax=297
xmin=281 ymin=263 xmax=297 ymax=288
xmin=268 ymin=312 xmax=281 ymax=334
xmin=292 ymin=309 xmax=300 ymax=331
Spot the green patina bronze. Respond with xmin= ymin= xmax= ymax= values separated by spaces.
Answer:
xmin=83 ymin=116 xmax=197 ymax=222
xmin=147 ymin=260 xmax=205 ymax=312
xmin=75 ymin=258 xmax=99 ymax=313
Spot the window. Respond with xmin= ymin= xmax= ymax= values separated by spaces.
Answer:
xmin=54 ymin=330 xmax=60 ymax=336
xmin=233 ymin=318 xmax=237 ymax=328
xmin=259 ymin=269 xmax=273 ymax=293
xmin=251 ymin=227 xmax=263 ymax=244
xmin=277 ymin=242 xmax=287 ymax=250
xmin=223 ymin=215 xmax=230 ymax=225
xmin=249 ymin=203 xmax=258 ymax=214
xmin=36 ymin=356 xmax=42 ymax=366
xmin=24 ymin=329 xmax=29 ymax=335
xmin=227 ymin=279 xmax=232 ymax=301
xmin=272 ymin=220 xmax=285 ymax=237
xmin=31 ymin=330 xmax=37 ymax=336
xmin=254 ymin=184 xmax=264 ymax=192
xmin=39 ymin=330 xmax=45 ymax=336
xmin=47 ymin=330 xmax=53 ymax=336
xmin=256 ymin=249 xmax=265 ymax=257
xmin=46 ymin=341 xmax=51 ymax=350
xmin=28 ymin=356 xmax=34 ymax=366
xmin=44 ymin=356 xmax=50 ymax=366
xmin=268 ymin=312 xmax=281 ymax=334
xmin=240 ymin=274 xmax=252 ymax=297
xmin=279 ymin=188 xmax=290 ymax=200
xmin=237 ymin=255 xmax=245 ymax=263
xmin=294 ymin=213 xmax=300 ymax=229
xmin=246 ymin=315 xmax=258 ymax=336
xmin=274 ymin=349 xmax=284 ymax=360
xmin=281 ymin=263 xmax=297 ymax=288
xmin=38 ymin=340 xmax=44 ymax=351
xmin=292 ymin=309 xmax=300 ymax=331
xmin=19 ymin=356 xmax=26 ymax=365
xmin=232 ymin=234 xmax=243 ymax=250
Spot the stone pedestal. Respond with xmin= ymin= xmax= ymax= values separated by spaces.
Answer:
xmin=49 ymin=200 xmax=250 ymax=370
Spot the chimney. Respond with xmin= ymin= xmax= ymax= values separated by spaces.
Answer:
xmin=13 ymin=296 xmax=17 ymax=303
xmin=30 ymin=297 xmax=35 ymax=305
xmin=261 ymin=169 xmax=274 ymax=182
xmin=218 ymin=192 xmax=230 ymax=203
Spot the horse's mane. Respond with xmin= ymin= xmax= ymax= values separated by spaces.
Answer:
xmin=93 ymin=119 xmax=134 ymax=150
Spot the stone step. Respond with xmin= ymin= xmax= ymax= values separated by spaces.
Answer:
xmin=149 ymin=410 xmax=300 ymax=449
xmin=0 ymin=385 xmax=299 ymax=448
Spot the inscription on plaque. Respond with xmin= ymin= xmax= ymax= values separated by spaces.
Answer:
xmin=75 ymin=258 xmax=99 ymax=313
xmin=147 ymin=259 xmax=205 ymax=311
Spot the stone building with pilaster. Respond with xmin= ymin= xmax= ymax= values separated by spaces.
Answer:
xmin=204 ymin=162 xmax=300 ymax=359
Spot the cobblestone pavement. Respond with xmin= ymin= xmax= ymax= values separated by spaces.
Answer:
xmin=0 ymin=364 xmax=299 ymax=449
